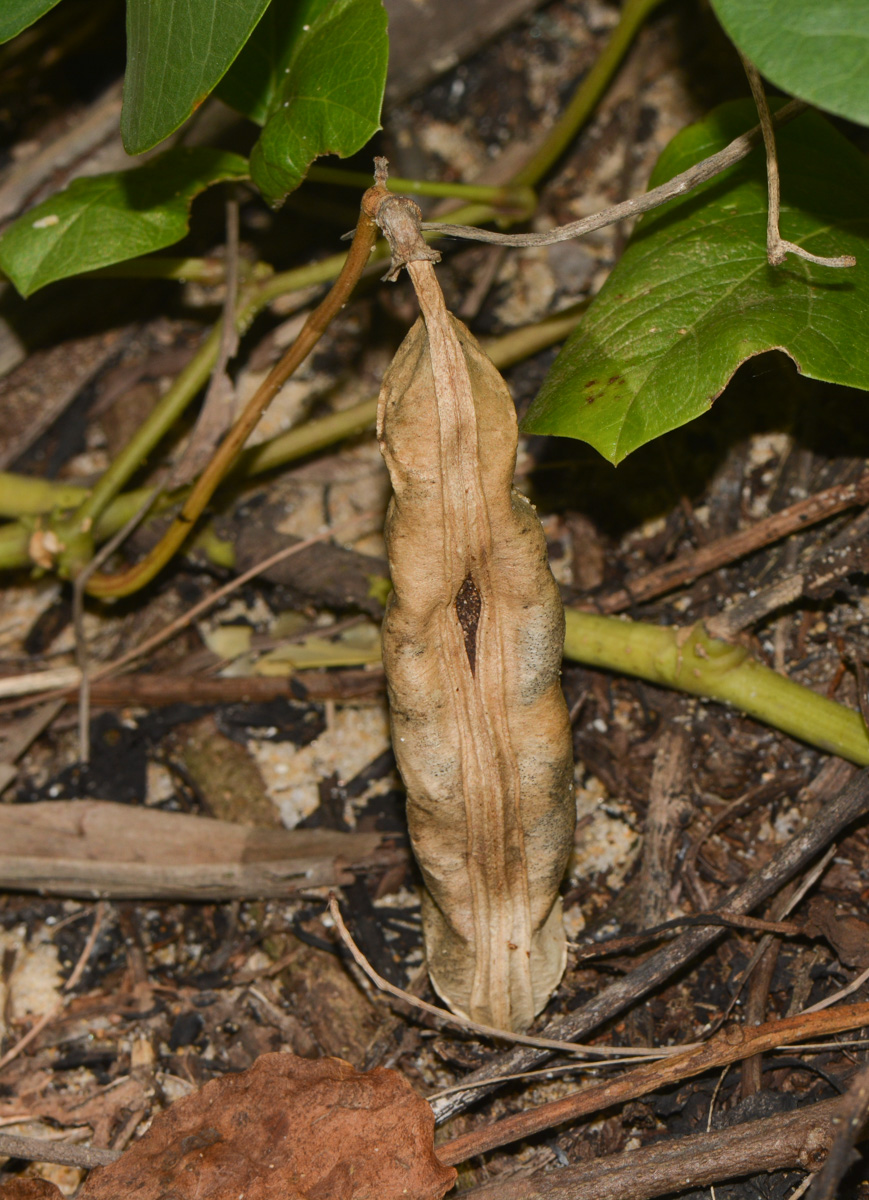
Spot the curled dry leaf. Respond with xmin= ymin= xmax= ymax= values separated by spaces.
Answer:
xmin=804 ymin=896 xmax=869 ymax=969
xmin=371 ymin=184 xmax=575 ymax=1032
xmin=68 ymin=1053 xmax=454 ymax=1200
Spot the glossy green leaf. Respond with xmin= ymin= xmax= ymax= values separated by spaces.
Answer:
xmin=121 ymin=0 xmax=271 ymax=154
xmin=0 ymin=0 xmax=63 ymax=42
xmin=711 ymin=0 xmax=869 ymax=126
xmin=216 ymin=1 xmax=317 ymax=126
xmin=524 ymin=102 xmax=869 ymax=464
xmin=249 ymin=0 xmax=388 ymax=206
xmin=0 ymin=148 xmax=249 ymax=296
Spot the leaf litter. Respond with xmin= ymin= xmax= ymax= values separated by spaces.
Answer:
xmin=2 ymin=1054 xmax=456 ymax=1200
xmin=2 ymin=2 xmax=869 ymax=1199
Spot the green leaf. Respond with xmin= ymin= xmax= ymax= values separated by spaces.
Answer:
xmin=523 ymin=102 xmax=869 ymax=464
xmin=248 ymin=0 xmax=388 ymax=207
xmin=711 ymin=0 xmax=869 ymax=127
xmin=0 ymin=0 xmax=63 ymax=42
xmin=121 ymin=0 xmax=272 ymax=154
xmin=0 ymin=148 xmax=249 ymax=296
xmin=216 ymin=1 xmax=318 ymax=126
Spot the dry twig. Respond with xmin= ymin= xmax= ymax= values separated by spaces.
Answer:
xmin=436 ymin=1002 xmax=869 ymax=1163
xmin=457 ymin=1095 xmax=848 ymax=1200
xmin=423 ymin=100 xmax=808 ymax=247
xmin=806 ymin=1060 xmax=869 ymax=1200
xmin=0 ymin=1133 xmax=119 ymax=1171
xmin=592 ymin=473 xmax=869 ymax=615
xmin=431 ymin=767 xmax=869 ymax=1122
xmin=739 ymin=54 xmax=855 ymax=270
xmin=328 ymin=895 xmax=682 ymax=1060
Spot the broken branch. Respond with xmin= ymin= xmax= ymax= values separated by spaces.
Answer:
xmin=457 ymin=1094 xmax=848 ymax=1200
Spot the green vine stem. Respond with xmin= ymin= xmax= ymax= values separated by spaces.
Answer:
xmin=515 ymin=0 xmax=669 ymax=187
xmin=1 ymin=0 xmax=662 ymax=579
xmin=0 ymin=305 xmax=586 ymax=570
xmin=87 ymin=257 xmax=275 ymax=284
xmin=563 ymin=610 xmax=869 ymax=765
xmin=330 ymin=0 xmax=665 ymax=238
xmin=0 ymin=475 xmax=89 ymax=518
xmin=83 ymin=192 xmax=385 ymax=597
xmin=307 ymin=165 xmax=536 ymax=212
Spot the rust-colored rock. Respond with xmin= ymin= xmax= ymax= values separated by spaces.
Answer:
xmin=80 ymin=1052 xmax=455 ymax=1200
xmin=0 ymin=1182 xmax=63 ymax=1199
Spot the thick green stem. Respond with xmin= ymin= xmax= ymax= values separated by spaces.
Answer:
xmin=564 ymin=610 xmax=869 ymax=765
xmin=0 ymin=474 xmax=88 ymax=518
xmin=0 ymin=305 xmax=586 ymax=570
xmin=515 ymin=0 xmax=669 ymax=187
xmin=307 ymin=165 xmax=536 ymax=211
xmin=87 ymin=257 xmax=274 ymax=284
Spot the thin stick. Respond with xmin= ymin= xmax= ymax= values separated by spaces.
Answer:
xmin=591 ymin=472 xmax=869 ymax=614
xmin=427 ymin=1058 xmax=644 ymax=1100
xmin=740 ymin=54 xmax=855 ymax=270
xmin=431 ymin=767 xmax=869 ymax=1123
xmin=722 ymin=846 xmax=836 ymax=1032
xmin=806 ymin=1060 xmax=869 ymax=1200
xmin=0 ymin=1133 xmax=119 ymax=1170
xmin=84 ymin=187 xmax=383 ymax=599
xmin=802 ymin=962 xmax=869 ymax=1014
xmin=422 ymin=100 xmax=808 ymax=247
xmin=570 ymin=910 xmax=803 ymax=960
xmin=435 ymin=1002 xmax=869 ymax=1165
xmin=455 ymin=1095 xmax=846 ymax=1200
xmin=328 ymin=895 xmax=690 ymax=1060
xmin=0 ymin=1004 xmax=62 ymax=1073
xmin=0 ymin=513 xmax=374 ymax=705
xmin=64 ymin=901 xmax=104 ymax=992
xmin=788 ymin=1178 xmax=815 ymax=1200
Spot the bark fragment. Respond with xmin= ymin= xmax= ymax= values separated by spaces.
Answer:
xmin=373 ymin=187 xmax=574 ymax=1031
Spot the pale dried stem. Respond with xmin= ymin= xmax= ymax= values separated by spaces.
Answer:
xmin=422 ymin=100 xmax=814 ymax=248
xmin=738 ymin=54 xmax=855 ymax=269
xmin=327 ymin=895 xmax=687 ymax=1059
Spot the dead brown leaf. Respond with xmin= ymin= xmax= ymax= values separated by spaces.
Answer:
xmin=36 ymin=1077 xmax=148 ymax=1149
xmin=804 ymin=896 xmax=869 ymax=969
xmin=0 ymin=1180 xmax=64 ymax=1199
xmin=79 ymin=1052 xmax=456 ymax=1200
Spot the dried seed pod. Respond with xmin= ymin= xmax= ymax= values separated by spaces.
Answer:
xmin=375 ymin=218 xmax=574 ymax=1032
